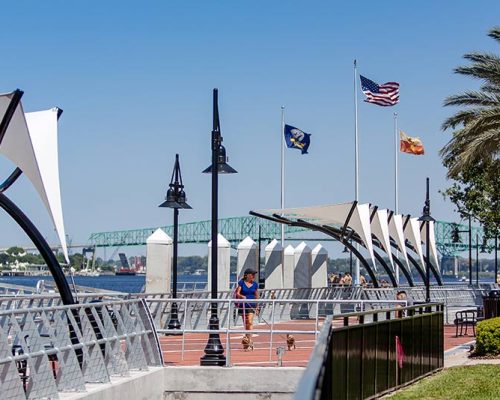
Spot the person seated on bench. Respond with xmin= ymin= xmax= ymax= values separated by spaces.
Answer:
xmin=396 ymin=291 xmax=407 ymax=318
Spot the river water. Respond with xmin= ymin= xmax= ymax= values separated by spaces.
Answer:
xmin=0 ymin=274 xmax=212 ymax=293
xmin=0 ymin=274 xmax=491 ymax=294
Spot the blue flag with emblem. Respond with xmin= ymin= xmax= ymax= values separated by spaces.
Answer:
xmin=284 ymin=124 xmax=311 ymax=154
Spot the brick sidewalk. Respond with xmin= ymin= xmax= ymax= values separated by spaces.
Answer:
xmin=160 ymin=322 xmax=474 ymax=367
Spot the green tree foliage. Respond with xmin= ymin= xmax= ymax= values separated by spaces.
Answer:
xmin=0 ymin=253 xmax=9 ymax=265
xmin=441 ymin=159 xmax=499 ymax=237
xmin=177 ymin=256 xmax=207 ymax=274
xmin=441 ymin=27 xmax=500 ymax=236
xmin=5 ymin=246 xmax=26 ymax=257
xmin=69 ymin=253 xmax=84 ymax=270
xmin=441 ymin=27 xmax=500 ymax=178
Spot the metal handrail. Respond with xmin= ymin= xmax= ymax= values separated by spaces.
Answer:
xmin=296 ymin=302 xmax=445 ymax=399
xmin=331 ymin=302 xmax=443 ymax=323
xmin=147 ymin=297 xmax=406 ymax=366
xmin=0 ymin=329 xmax=155 ymax=364
xmin=0 ymin=297 xmax=145 ymax=316
xmin=294 ymin=316 xmax=333 ymax=400
xmin=0 ymin=297 xmax=163 ymax=399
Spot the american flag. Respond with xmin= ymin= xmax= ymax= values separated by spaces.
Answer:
xmin=360 ymin=75 xmax=399 ymax=106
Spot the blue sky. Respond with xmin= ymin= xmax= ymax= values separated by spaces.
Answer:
xmin=0 ymin=1 xmax=498 ymax=256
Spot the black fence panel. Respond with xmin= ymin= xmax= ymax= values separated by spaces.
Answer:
xmin=296 ymin=303 xmax=444 ymax=400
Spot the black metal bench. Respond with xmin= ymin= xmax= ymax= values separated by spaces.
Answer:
xmin=454 ymin=309 xmax=478 ymax=336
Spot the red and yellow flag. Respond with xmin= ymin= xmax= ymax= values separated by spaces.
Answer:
xmin=400 ymin=131 xmax=424 ymax=155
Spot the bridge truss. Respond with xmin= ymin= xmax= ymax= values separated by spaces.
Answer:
xmin=88 ymin=216 xmax=492 ymax=256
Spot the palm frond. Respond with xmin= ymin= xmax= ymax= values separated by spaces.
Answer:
xmin=442 ymin=110 xmax=479 ymax=130
xmin=443 ymin=91 xmax=500 ymax=107
xmin=488 ymin=27 xmax=500 ymax=42
xmin=440 ymin=118 xmax=500 ymax=178
xmin=481 ymin=84 xmax=500 ymax=94
xmin=455 ymin=53 xmax=500 ymax=84
xmin=462 ymin=52 xmax=500 ymax=65
xmin=441 ymin=27 xmax=500 ymax=178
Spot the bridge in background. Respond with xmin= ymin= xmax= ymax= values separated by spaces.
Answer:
xmin=87 ymin=216 xmax=488 ymax=256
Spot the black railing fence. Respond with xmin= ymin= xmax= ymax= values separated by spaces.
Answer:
xmin=296 ymin=303 xmax=444 ymax=400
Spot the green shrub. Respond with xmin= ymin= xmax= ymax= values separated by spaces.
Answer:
xmin=474 ymin=317 xmax=500 ymax=355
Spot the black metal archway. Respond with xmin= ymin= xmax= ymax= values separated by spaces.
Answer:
xmin=250 ymin=211 xmax=390 ymax=287
xmin=250 ymin=209 xmax=443 ymax=288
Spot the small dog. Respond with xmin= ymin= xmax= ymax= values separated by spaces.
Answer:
xmin=242 ymin=335 xmax=254 ymax=351
xmin=286 ymin=334 xmax=296 ymax=351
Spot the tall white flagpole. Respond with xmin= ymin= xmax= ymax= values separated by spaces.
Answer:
xmin=353 ymin=59 xmax=360 ymax=285
xmin=281 ymin=106 xmax=285 ymax=246
xmin=394 ymin=112 xmax=400 ymax=284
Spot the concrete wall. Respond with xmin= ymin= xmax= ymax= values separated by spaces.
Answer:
xmin=61 ymin=366 xmax=303 ymax=400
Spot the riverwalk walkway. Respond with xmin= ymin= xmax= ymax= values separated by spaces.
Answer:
xmin=160 ymin=322 xmax=476 ymax=367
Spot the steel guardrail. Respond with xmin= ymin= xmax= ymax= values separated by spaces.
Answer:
xmin=0 ymin=298 xmax=163 ymax=400
xmin=295 ymin=303 xmax=444 ymax=400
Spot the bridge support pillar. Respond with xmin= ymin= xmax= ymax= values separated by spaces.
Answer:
xmin=145 ymin=229 xmax=172 ymax=294
xmin=237 ymin=236 xmax=258 ymax=280
xmin=264 ymin=239 xmax=283 ymax=289
xmin=208 ymin=234 xmax=231 ymax=292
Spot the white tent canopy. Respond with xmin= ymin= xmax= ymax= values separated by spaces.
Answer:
xmin=253 ymin=201 xmax=441 ymax=283
xmin=388 ymin=213 xmax=410 ymax=270
xmin=254 ymin=202 xmax=377 ymax=269
xmin=370 ymin=208 xmax=394 ymax=271
xmin=0 ymin=92 xmax=69 ymax=263
xmin=404 ymin=217 xmax=425 ymax=269
xmin=420 ymin=220 xmax=440 ymax=271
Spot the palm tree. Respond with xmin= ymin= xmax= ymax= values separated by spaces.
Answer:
xmin=441 ymin=27 xmax=500 ymax=178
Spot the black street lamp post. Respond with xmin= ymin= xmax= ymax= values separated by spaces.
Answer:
xmin=482 ymin=235 xmax=499 ymax=284
xmin=418 ymin=177 xmax=435 ymax=304
xmin=452 ymin=216 xmax=473 ymax=285
xmin=343 ymin=244 xmax=353 ymax=276
xmin=496 ymin=236 xmax=498 ymax=284
xmin=159 ymin=154 xmax=191 ymax=331
xmin=200 ymin=89 xmax=237 ymax=366
xmin=476 ymin=233 xmax=480 ymax=286
xmin=468 ymin=216 xmax=472 ymax=285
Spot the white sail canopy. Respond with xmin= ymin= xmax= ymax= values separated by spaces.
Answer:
xmin=420 ymin=220 xmax=440 ymax=271
xmin=371 ymin=209 xmax=394 ymax=270
xmin=254 ymin=202 xmax=377 ymax=269
xmin=388 ymin=213 xmax=410 ymax=270
xmin=404 ymin=217 xmax=425 ymax=269
xmin=0 ymin=92 xmax=69 ymax=263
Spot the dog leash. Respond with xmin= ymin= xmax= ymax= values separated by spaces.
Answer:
xmin=242 ymin=304 xmax=289 ymax=341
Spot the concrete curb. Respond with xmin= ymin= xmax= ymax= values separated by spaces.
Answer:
xmin=59 ymin=366 xmax=304 ymax=400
